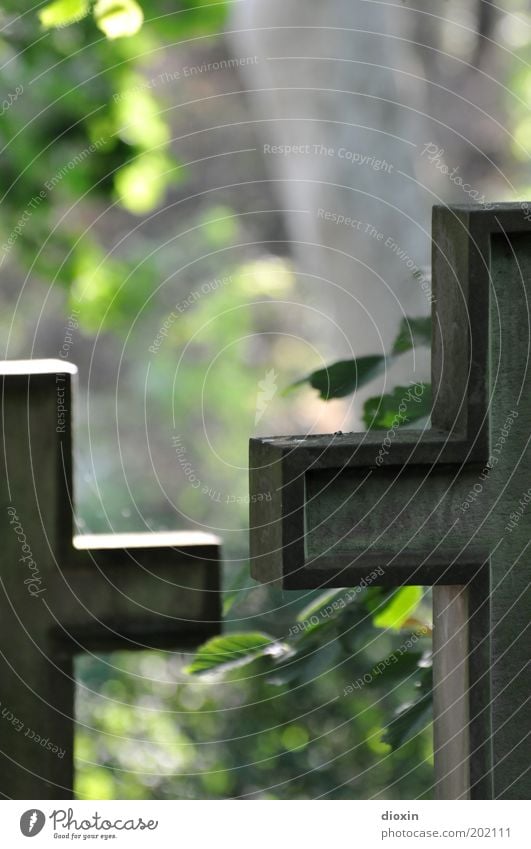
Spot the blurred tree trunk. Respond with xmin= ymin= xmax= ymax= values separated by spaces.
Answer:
xmin=228 ymin=0 xmax=507 ymax=424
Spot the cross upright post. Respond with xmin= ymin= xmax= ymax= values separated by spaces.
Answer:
xmin=1 ymin=361 xmax=221 ymax=799
xmin=249 ymin=204 xmax=530 ymax=800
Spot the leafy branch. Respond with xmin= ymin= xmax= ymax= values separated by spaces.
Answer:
xmin=188 ymin=313 xmax=435 ymax=750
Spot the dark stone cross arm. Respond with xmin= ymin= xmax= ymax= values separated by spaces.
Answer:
xmin=249 ymin=204 xmax=530 ymax=800
xmin=250 ymin=205 xmax=528 ymax=588
xmin=56 ymin=534 xmax=220 ymax=652
xmin=1 ymin=361 xmax=220 ymax=799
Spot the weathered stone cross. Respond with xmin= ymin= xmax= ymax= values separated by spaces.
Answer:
xmin=1 ymin=361 xmax=221 ymax=799
xmin=249 ymin=204 xmax=530 ymax=800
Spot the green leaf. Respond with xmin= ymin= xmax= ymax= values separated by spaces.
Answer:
xmin=114 ymin=153 xmax=176 ymax=214
xmin=382 ymin=694 xmax=432 ymax=749
xmin=392 ymin=316 xmax=432 ymax=355
xmin=373 ymin=586 xmax=423 ymax=631
xmin=185 ymin=632 xmax=282 ymax=675
xmin=38 ymin=0 xmax=90 ymax=29
xmin=288 ymin=356 xmax=386 ymax=400
xmin=292 ymin=587 xmax=367 ymax=642
xmin=337 ymin=611 xmax=376 ymax=655
xmin=382 ymin=667 xmax=433 ymax=749
xmin=94 ymin=0 xmax=144 ymax=40
xmin=366 ymin=650 xmax=425 ymax=686
xmin=296 ymin=589 xmax=345 ymax=624
xmin=363 ymin=586 xmax=394 ymax=611
xmin=113 ymin=84 xmax=171 ymax=149
xmin=363 ymin=383 xmax=432 ymax=430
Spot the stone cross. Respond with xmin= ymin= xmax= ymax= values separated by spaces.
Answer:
xmin=249 ymin=204 xmax=530 ymax=800
xmin=1 ymin=361 xmax=221 ymax=799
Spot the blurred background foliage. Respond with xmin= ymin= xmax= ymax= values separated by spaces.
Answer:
xmin=1 ymin=0 xmax=529 ymax=799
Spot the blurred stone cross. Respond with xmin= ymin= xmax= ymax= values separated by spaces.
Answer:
xmin=0 ymin=360 xmax=221 ymax=799
xmin=249 ymin=204 xmax=530 ymax=800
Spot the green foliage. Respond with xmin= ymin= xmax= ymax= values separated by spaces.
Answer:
xmin=288 ymin=315 xmax=431 ymax=401
xmin=509 ymin=49 xmax=531 ymax=162
xmin=185 ymin=308 xmax=436 ymax=758
xmin=0 ymin=0 xmax=231 ymax=327
xmin=38 ymin=0 xmax=148 ymax=41
xmin=188 ymin=583 xmax=432 ymax=752
xmin=39 ymin=0 xmax=90 ymax=29
xmin=114 ymin=151 xmax=177 ymax=213
xmin=382 ymin=666 xmax=432 ymax=749
xmin=167 ymin=1 xmax=232 ymax=37
xmin=185 ymin=633 xmax=285 ymax=674
xmin=363 ymin=383 xmax=432 ymax=429
xmin=392 ymin=316 xmax=432 ymax=355
xmin=199 ymin=205 xmax=239 ymax=247
xmin=289 ymin=355 xmax=387 ymax=400
xmin=94 ymin=0 xmax=144 ymax=40
xmin=76 ymin=642 xmax=433 ymax=799
xmin=373 ymin=587 xmax=423 ymax=631
xmin=37 ymin=0 xmax=223 ymax=42
xmin=186 ymin=304 xmax=436 ymax=756
xmin=296 ymin=588 xmax=346 ymax=623
xmin=365 ymin=649 xmax=426 ymax=686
